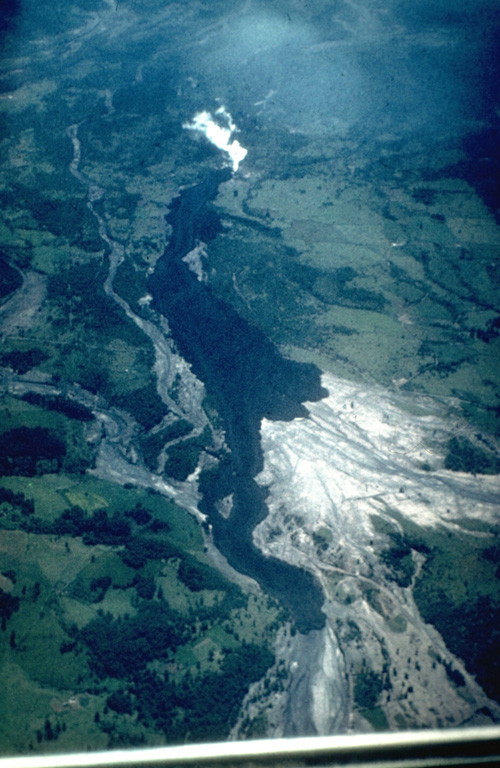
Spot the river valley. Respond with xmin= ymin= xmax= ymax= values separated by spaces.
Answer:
xmin=1 ymin=0 xmax=500 ymax=749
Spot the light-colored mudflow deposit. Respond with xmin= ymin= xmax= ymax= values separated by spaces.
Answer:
xmin=240 ymin=373 xmax=500 ymax=735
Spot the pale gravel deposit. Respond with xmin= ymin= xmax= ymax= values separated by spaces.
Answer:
xmin=247 ymin=373 xmax=500 ymax=733
xmin=0 ymin=271 xmax=46 ymax=338
xmin=256 ymin=373 xmax=500 ymax=541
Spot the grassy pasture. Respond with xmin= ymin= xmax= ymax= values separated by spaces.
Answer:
xmin=0 ymin=471 xmax=282 ymax=753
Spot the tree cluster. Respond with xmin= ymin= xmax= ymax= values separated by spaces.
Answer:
xmin=177 ymin=558 xmax=231 ymax=593
xmin=89 ymin=576 xmax=112 ymax=602
xmin=107 ymin=690 xmax=133 ymax=716
xmin=128 ymin=642 xmax=274 ymax=742
xmin=124 ymin=503 xmax=152 ymax=526
xmin=44 ymin=503 xmax=169 ymax=551
xmin=0 ymin=487 xmax=34 ymax=516
xmin=51 ymin=506 xmax=131 ymax=546
xmin=0 ymin=427 xmax=66 ymax=477
xmin=0 ymin=587 xmax=20 ymax=623
xmin=34 ymin=715 xmax=67 ymax=745
xmin=114 ymin=384 xmax=169 ymax=431
xmin=354 ymin=668 xmax=385 ymax=709
xmin=445 ymin=436 xmax=500 ymax=475
xmin=11 ymin=183 xmax=97 ymax=246
xmin=380 ymin=532 xmax=415 ymax=588
xmin=80 ymin=602 xmax=187 ymax=679
xmin=470 ymin=315 xmax=500 ymax=344
xmin=415 ymin=577 xmax=500 ymax=702
xmin=21 ymin=392 xmax=94 ymax=422
xmin=0 ymin=253 xmax=22 ymax=299
xmin=0 ymin=348 xmax=48 ymax=375
xmin=119 ymin=535 xmax=179 ymax=569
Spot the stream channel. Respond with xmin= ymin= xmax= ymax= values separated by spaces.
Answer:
xmin=149 ymin=169 xmax=327 ymax=633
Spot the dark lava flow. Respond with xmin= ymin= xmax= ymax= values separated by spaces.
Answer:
xmin=150 ymin=169 xmax=326 ymax=632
